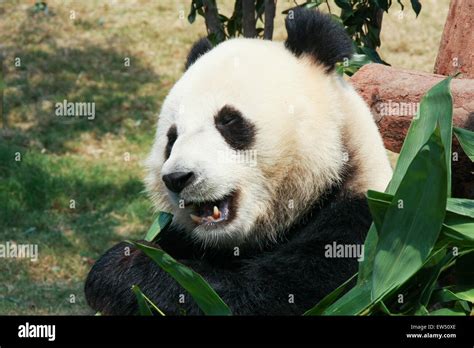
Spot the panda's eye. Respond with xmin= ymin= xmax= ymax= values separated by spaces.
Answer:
xmin=164 ymin=125 xmax=177 ymax=159
xmin=218 ymin=113 xmax=237 ymax=127
xmin=215 ymin=105 xmax=256 ymax=150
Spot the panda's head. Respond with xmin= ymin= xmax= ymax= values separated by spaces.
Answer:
xmin=145 ymin=9 xmax=388 ymax=247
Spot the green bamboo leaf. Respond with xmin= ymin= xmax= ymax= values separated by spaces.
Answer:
xmin=454 ymin=127 xmax=474 ymax=161
xmin=447 ymin=198 xmax=474 ymax=218
xmin=455 ymin=300 xmax=472 ymax=313
xmin=431 ymin=288 xmax=461 ymax=303
xmin=377 ymin=301 xmax=395 ymax=315
xmin=367 ymin=193 xmax=474 ymax=219
xmin=132 ymin=242 xmax=232 ymax=316
xmin=132 ymin=285 xmax=166 ymax=316
xmin=387 ymin=77 xmax=453 ymax=197
xmin=442 ymin=217 xmax=474 ymax=246
xmin=366 ymin=193 xmax=474 ymax=245
xmin=377 ymin=302 xmax=391 ymax=315
xmin=429 ymin=307 xmax=466 ymax=316
xmin=366 ymin=191 xmax=391 ymax=232
xmin=304 ymin=273 xmax=357 ymax=315
xmin=414 ymin=306 xmax=429 ymax=315
xmin=357 ymin=224 xmax=378 ymax=285
xmin=389 ymin=247 xmax=450 ymax=314
xmin=368 ymin=199 xmax=456 ymax=308
xmin=322 ymin=282 xmax=374 ymax=315
xmin=358 ymin=77 xmax=454 ymax=286
xmin=132 ymin=285 xmax=153 ymax=316
xmin=432 ymin=288 xmax=474 ymax=304
xmin=418 ymin=250 xmax=454 ymax=307
xmin=336 ymin=54 xmax=372 ymax=76
xmin=144 ymin=211 xmax=173 ymax=242
xmin=372 ymin=127 xmax=447 ymax=299
xmin=452 ymin=288 xmax=474 ymax=303
xmin=366 ymin=190 xmax=393 ymax=202
xmin=323 ymin=239 xmax=454 ymax=315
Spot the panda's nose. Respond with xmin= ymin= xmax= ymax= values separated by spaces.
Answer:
xmin=162 ymin=171 xmax=195 ymax=193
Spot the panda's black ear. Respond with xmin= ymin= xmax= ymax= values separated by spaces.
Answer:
xmin=185 ymin=37 xmax=213 ymax=70
xmin=285 ymin=8 xmax=353 ymax=72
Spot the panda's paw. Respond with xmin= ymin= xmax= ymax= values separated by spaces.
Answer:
xmin=84 ymin=240 xmax=163 ymax=315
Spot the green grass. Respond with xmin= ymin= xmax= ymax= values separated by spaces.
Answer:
xmin=0 ymin=0 xmax=187 ymax=314
xmin=0 ymin=140 xmax=153 ymax=314
xmin=0 ymin=0 xmax=450 ymax=314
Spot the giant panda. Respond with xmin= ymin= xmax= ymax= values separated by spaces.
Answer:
xmin=84 ymin=8 xmax=393 ymax=315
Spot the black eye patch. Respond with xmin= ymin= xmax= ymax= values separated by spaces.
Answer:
xmin=215 ymin=105 xmax=256 ymax=150
xmin=164 ymin=125 xmax=177 ymax=159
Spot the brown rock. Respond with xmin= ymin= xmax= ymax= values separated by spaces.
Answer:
xmin=351 ymin=64 xmax=474 ymax=150
xmin=434 ymin=0 xmax=474 ymax=78
xmin=350 ymin=63 xmax=474 ymax=198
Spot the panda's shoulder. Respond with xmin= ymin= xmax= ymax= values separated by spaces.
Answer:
xmin=291 ymin=192 xmax=371 ymax=244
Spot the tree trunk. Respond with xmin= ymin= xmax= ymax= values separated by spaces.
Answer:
xmin=375 ymin=9 xmax=383 ymax=47
xmin=264 ymin=0 xmax=276 ymax=40
xmin=351 ymin=63 xmax=474 ymax=198
xmin=202 ymin=0 xmax=225 ymax=43
xmin=434 ymin=0 xmax=474 ymax=78
xmin=242 ymin=0 xmax=257 ymax=38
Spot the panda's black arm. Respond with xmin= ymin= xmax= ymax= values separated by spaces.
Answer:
xmin=84 ymin=198 xmax=368 ymax=315
xmin=84 ymin=240 xmax=243 ymax=315
xmin=85 ymin=239 xmax=355 ymax=316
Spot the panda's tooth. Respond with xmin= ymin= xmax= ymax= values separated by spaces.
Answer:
xmin=190 ymin=214 xmax=202 ymax=223
xmin=213 ymin=206 xmax=220 ymax=219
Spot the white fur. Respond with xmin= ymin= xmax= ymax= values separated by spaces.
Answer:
xmin=145 ymin=38 xmax=392 ymax=247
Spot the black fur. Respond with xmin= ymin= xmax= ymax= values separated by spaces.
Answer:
xmin=185 ymin=38 xmax=213 ymax=70
xmin=285 ymin=8 xmax=353 ymax=72
xmin=84 ymin=187 xmax=371 ymax=315
xmin=215 ymin=105 xmax=256 ymax=151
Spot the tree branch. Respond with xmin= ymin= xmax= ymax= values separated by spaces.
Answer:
xmin=242 ymin=0 xmax=257 ymax=38
xmin=202 ymin=0 xmax=225 ymax=43
xmin=264 ymin=0 xmax=276 ymax=40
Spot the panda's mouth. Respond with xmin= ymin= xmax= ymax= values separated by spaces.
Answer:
xmin=188 ymin=191 xmax=237 ymax=226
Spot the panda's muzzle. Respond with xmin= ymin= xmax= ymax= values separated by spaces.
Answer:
xmin=189 ymin=191 xmax=238 ymax=226
xmin=162 ymin=171 xmax=195 ymax=193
